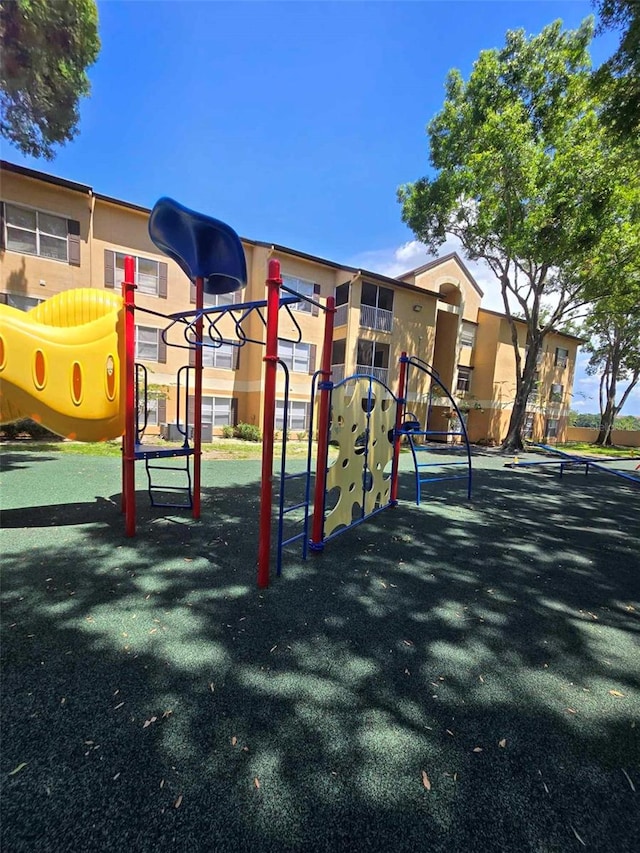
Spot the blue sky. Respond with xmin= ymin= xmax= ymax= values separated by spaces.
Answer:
xmin=3 ymin=1 xmax=636 ymax=414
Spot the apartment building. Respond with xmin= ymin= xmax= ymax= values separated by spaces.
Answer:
xmin=0 ymin=160 xmax=580 ymax=444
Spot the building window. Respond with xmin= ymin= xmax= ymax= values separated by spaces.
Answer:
xmin=282 ymin=274 xmax=316 ymax=313
xmin=145 ymin=398 xmax=159 ymax=426
xmin=549 ymin=383 xmax=563 ymax=403
xmin=115 ymin=253 xmax=159 ymax=295
xmin=524 ymin=412 xmax=534 ymax=439
xmin=278 ymin=341 xmax=313 ymax=373
xmin=0 ymin=292 xmax=44 ymax=312
xmin=135 ymin=326 xmax=160 ymax=362
xmin=204 ymin=397 xmax=235 ymax=427
xmin=203 ymin=341 xmax=236 ymax=369
xmin=456 ymin=366 xmax=472 ymax=393
xmin=460 ymin=322 xmax=476 ymax=348
xmin=360 ymin=282 xmax=393 ymax=332
xmin=545 ymin=418 xmax=559 ymax=439
xmin=276 ymin=400 xmax=309 ymax=432
xmin=204 ymin=291 xmax=238 ymax=308
xmin=555 ymin=347 xmax=569 ymax=368
xmin=356 ymin=339 xmax=389 ymax=382
xmin=5 ymin=203 xmax=68 ymax=261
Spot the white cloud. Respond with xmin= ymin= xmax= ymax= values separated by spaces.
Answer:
xmin=347 ymin=234 xmax=505 ymax=312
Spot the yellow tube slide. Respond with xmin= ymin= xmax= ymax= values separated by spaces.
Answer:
xmin=0 ymin=289 xmax=126 ymax=442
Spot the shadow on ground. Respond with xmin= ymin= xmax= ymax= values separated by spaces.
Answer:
xmin=1 ymin=452 xmax=639 ymax=852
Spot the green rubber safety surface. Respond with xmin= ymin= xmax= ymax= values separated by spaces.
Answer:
xmin=1 ymin=448 xmax=639 ymax=852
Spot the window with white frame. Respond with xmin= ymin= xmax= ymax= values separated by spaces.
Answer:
xmin=456 ymin=366 xmax=472 ymax=393
xmin=545 ymin=418 xmax=559 ymax=438
xmin=278 ymin=340 xmax=311 ymax=373
xmin=549 ymin=383 xmax=564 ymax=403
xmin=275 ymin=400 xmax=309 ymax=432
xmin=460 ymin=322 xmax=476 ymax=348
xmin=145 ymin=398 xmax=159 ymax=426
xmin=555 ymin=347 xmax=569 ymax=368
xmin=115 ymin=253 xmax=159 ymax=295
xmin=135 ymin=326 xmax=159 ymax=361
xmin=204 ymin=290 xmax=238 ymax=307
xmin=5 ymin=203 xmax=68 ymax=261
xmin=0 ymin=292 xmax=44 ymax=312
xmin=202 ymin=341 xmax=235 ymax=369
xmin=282 ymin=274 xmax=315 ymax=313
xmin=200 ymin=397 xmax=235 ymax=427
xmin=524 ymin=412 xmax=534 ymax=439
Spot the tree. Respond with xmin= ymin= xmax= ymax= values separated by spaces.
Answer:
xmin=398 ymin=18 xmax=630 ymax=452
xmin=593 ymin=0 xmax=640 ymax=143
xmin=0 ymin=0 xmax=100 ymax=159
xmin=582 ymin=231 xmax=640 ymax=445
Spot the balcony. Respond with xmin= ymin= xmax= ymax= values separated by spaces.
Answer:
xmin=360 ymin=304 xmax=393 ymax=333
xmin=356 ymin=364 xmax=389 ymax=384
xmin=334 ymin=304 xmax=349 ymax=327
xmin=331 ymin=363 xmax=345 ymax=383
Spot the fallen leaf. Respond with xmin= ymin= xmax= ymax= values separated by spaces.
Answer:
xmin=253 ymin=777 xmax=260 ymax=789
xmin=566 ymin=708 xmax=577 ymax=715
xmin=242 ymin=746 xmax=249 ymax=753
xmin=421 ymin=770 xmax=431 ymax=791
xmin=479 ymin=675 xmax=485 ymax=683
xmin=609 ymin=690 xmax=624 ymax=697
xmin=8 ymin=763 xmax=28 ymax=776
xmin=231 ymin=736 xmax=238 ymax=747
xmin=498 ymin=739 xmax=507 ymax=748
xmin=472 ymin=747 xmax=483 ymax=753
xmin=569 ymin=824 xmax=586 ymax=847
xmin=446 ymin=729 xmax=455 ymax=737
xmin=114 ymin=702 xmax=124 ymax=710
xmin=160 ymin=779 xmax=165 ymax=789
xmin=621 ymin=768 xmax=636 ymax=792
xmin=403 ymin=639 xmax=414 ymax=646
xmin=113 ymin=772 xmax=121 ymax=781
xmin=209 ymin=683 xmax=215 ymax=692
xmin=270 ymin=645 xmax=277 ymax=653
xmin=174 ymin=794 xmax=183 ymax=808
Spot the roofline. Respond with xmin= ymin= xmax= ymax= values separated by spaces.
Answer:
xmin=399 ymin=252 xmax=485 ymax=298
xmin=0 ymin=160 xmax=473 ymax=304
xmin=478 ymin=307 xmax=585 ymax=342
xmin=1 ymin=159 xmax=92 ymax=195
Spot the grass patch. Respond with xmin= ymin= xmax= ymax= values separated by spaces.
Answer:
xmin=557 ymin=441 xmax=639 ymax=458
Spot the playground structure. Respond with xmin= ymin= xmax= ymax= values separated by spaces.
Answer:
xmin=506 ymin=443 xmax=640 ymax=487
xmin=0 ymin=197 xmax=473 ymax=587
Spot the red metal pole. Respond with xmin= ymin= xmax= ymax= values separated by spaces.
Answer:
xmin=390 ymin=351 xmax=408 ymax=506
xmin=193 ymin=276 xmax=204 ymax=519
xmin=310 ymin=295 xmax=336 ymax=549
xmin=123 ymin=256 xmax=137 ymax=536
xmin=257 ymin=259 xmax=282 ymax=588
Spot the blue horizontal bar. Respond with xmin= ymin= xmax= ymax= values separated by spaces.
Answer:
xmin=281 ymin=532 xmax=306 ymax=548
xmin=416 ymin=461 xmax=468 ymax=468
xmin=419 ymin=475 xmax=468 ymax=484
xmin=321 ymin=502 xmax=392 ymax=545
xmin=282 ymin=501 xmax=308 ymax=515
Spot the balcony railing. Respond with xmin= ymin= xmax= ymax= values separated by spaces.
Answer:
xmin=360 ymin=304 xmax=393 ymax=333
xmin=334 ymin=304 xmax=348 ymax=327
xmin=331 ymin=363 xmax=345 ymax=383
xmin=356 ymin=364 xmax=388 ymax=384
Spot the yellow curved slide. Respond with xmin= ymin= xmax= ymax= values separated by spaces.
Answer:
xmin=0 ymin=289 xmax=126 ymax=442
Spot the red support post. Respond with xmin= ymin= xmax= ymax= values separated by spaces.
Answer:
xmin=390 ymin=351 xmax=408 ymax=506
xmin=257 ymin=259 xmax=282 ymax=588
xmin=193 ymin=276 xmax=204 ymax=519
xmin=310 ymin=295 xmax=336 ymax=549
xmin=122 ymin=256 xmax=137 ymax=536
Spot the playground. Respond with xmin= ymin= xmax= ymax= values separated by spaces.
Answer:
xmin=1 ymin=447 xmax=639 ymax=852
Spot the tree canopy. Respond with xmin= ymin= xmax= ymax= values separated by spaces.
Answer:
xmin=593 ymin=0 xmax=640 ymax=143
xmin=0 ymin=0 xmax=100 ymax=159
xmin=398 ymin=18 xmax=634 ymax=451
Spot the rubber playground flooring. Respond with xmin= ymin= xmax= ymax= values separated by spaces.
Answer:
xmin=1 ymin=448 xmax=639 ymax=852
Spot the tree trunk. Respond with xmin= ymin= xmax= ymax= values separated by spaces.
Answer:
xmin=501 ymin=335 xmax=542 ymax=453
xmin=595 ymin=348 xmax=620 ymax=446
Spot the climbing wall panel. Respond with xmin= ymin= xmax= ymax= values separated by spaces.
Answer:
xmin=323 ymin=377 xmax=396 ymax=538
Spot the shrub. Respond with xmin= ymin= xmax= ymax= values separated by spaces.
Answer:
xmin=221 ymin=425 xmax=235 ymax=439
xmin=296 ymin=431 xmax=308 ymax=442
xmin=234 ymin=422 xmax=262 ymax=442
xmin=0 ymin=418 xmax=61 ymax=441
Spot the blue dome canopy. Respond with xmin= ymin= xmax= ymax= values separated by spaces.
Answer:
xmin=148 ymin=197 xmax=247 ymax=295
